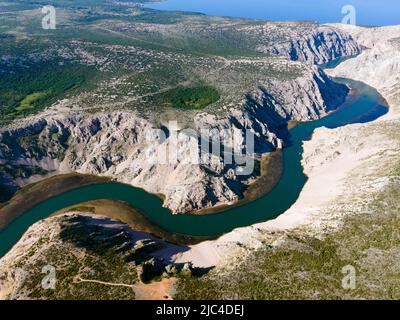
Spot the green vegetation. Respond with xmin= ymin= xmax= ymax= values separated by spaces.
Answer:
xmin=0 ymin=163 xmax=48 ymax=180
xmin=0 ymin=0 xmax=304 ymax=123
xmin=18 ymin=215 xmax=138 ymax=300
xmin=175 ymin=181 xmax=400 ymax=300
xmin=15 ymin=91 xmax=49 ymax=112
xmin=0 ymin=185 xmax=14 ymax=204
xmin=0 ymin=62 xmax=95 ymax=120
xmin=161 ymin=86 xmax=220 ymax=110
xmin=51 ymin=132 xmax=62 ymax=140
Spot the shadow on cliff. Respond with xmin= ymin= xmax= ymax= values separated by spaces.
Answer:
xmin=243 ymin=90 xmax=292 ymax=149
xmin=59 ymin=214 xmax=214 ymax=281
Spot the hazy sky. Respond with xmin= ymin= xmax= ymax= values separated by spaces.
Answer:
xmin=146 ymin=0 xmax=400 ymax=26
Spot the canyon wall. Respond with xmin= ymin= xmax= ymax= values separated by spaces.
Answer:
xmin=0 ymin=25 xmax=358 ymax=213
xmin=257 ymin=26 xmax=361 ymax=64
xmin=0 ymin=62 xmax=348 ymax=213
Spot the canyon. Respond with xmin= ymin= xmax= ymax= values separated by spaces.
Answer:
xmin=0 ymin=23 xmax=358 ymax=214
xmin=0 ymin=1 xmax=398 ymax=300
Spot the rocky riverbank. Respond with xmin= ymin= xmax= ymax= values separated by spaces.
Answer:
xmin=0 ymin=61 xmax=350 ymax=214
xmin=173 ymin=24 xmax=400 ymax=273
xmin=2 ymin=20 xmax=389 ymax=300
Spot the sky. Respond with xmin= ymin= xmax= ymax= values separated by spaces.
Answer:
xmin=146 ymin=0 xmax=400 ymax=26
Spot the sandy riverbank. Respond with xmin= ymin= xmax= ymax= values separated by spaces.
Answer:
xmin=52 ymin=199 xmax=213 ymax=245
xmin=0 ymin=173 xmax=110 ymax=230
xmin=174 ymin=24 xmax=400 ymax=269
xmin=191 ymin=150 xmax=283 ymax=215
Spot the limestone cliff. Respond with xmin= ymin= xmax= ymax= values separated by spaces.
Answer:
xmin=0 ymin=63 xmax=348 ymax=213
xmin=174 ymin=24 xmax=400 ymax=269
xmin=326 ymin=24 xmax=400 ymax=98
xmin=256 ymin=25 xmax=361 ymax=64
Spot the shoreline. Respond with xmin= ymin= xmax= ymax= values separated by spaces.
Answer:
xmin=0 ymin=81 xmax=356 ymax=245
xmin=51 ymin=199 xmax=215 ymax=246
xmin=0 ymin=173 xmax=110 ymax=230
xmin=190 ymin=149 xmax=283 ymax=215
xmin=0 ymin=173 xmax=213 ymax=246
xmin=0 ymin=148 xmax=283 ymax=246
xmin=0 ymin=147 xmax=284 ymax=230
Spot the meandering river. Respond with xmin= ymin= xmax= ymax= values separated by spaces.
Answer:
xmin=0 ymin=78 xmax=388 ymax=257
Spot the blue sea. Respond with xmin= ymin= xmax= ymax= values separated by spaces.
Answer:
xmin=146 ymin=0 xmax=400 ymax=26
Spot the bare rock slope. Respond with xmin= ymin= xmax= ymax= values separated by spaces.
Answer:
xmin=0 ymin=62 xmax=349 ymax=213
xmin=175 ymin=24 xmax=400 ymax=269
xmin=255 ymin=24 xmax=361 ymax=64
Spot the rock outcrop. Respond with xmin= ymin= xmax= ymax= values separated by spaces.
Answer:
xmin=174 ymin=24 xmax=400 ymax=269
xmin=0 ymin=63 xmax=348 ymax=213
xmin=257 ymin=25 xmax=361 ymax=65
xmin=326 ymin=24 xmax=400 ymax=99
xmin=0 ymin=213 xmax=185 ymax=300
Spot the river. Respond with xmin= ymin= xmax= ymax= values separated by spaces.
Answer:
xmin=0 ymin=78 xmax=388 ymax=257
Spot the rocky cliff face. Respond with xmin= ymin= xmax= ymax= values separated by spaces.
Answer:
xmin=257 ymin=26 xmax=361 ymax=65
xmin=0 ymin=62 xmax=348 ymax=213
xmin=326 ymin=25 xmax=400 ymax=98
xmin=175 ymin=24 xmax=400 ymax=269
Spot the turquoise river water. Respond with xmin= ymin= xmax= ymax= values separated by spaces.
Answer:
xmin=0 ymin=78 xmax=388 ymax=257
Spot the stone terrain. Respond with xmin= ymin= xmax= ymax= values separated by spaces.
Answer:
xmin=0 ymin=213 xmax=189 ymax=300
xmin=175 ymin=24 xmax=400 ymax=270
xmin=254 ymin=24 xmax=361 ymax=64
xmin=0 ymin=26 xmax=354 ymax=213
xmin=1 ymin=21 xmax=399 ymax=300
